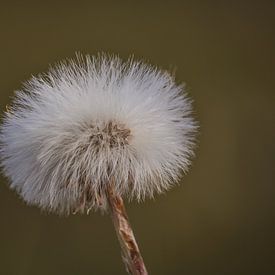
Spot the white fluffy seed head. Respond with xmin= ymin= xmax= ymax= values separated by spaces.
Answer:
xmin=0 ymin=54 xmax=197 ymax=215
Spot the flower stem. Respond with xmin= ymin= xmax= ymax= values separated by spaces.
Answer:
xmin=106 ymin=183 xmax=148 ymax=275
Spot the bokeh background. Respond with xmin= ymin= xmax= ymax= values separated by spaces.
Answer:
xmin=0 ymin=1 xmax=274 ymax=274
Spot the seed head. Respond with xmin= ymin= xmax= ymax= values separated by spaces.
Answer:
xmin=0 ymin=54 xmax=197 ymax=215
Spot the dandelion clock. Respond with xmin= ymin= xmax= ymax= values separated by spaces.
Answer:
xmin=0 ymin=54 xmax=197 ymax=274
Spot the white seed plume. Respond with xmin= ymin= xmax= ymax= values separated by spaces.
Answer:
xmin=0 ymin=54 xmax=197 ymax=215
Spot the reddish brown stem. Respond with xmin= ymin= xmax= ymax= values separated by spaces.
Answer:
xmin=106 ymin=184 xmax=148 ymax=275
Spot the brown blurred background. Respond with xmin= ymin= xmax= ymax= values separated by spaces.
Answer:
xmin=0 ymin=1 xmax=274 ymax=274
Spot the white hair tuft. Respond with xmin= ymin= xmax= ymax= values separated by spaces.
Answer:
xmin=0 ymin=54 xmax=197 ymax=215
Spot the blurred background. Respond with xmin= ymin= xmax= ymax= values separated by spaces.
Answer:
xmin=0 ymin=1 xmax=274 ymax=274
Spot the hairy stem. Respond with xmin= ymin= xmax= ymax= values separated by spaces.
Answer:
xmin=106 ymin=183 xmax=148 ymax=275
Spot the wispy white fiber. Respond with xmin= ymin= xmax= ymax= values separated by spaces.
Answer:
xmin=0 ymin=54 xmax=197 ymax=214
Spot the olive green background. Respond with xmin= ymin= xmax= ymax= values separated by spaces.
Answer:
xmin=0 ymin=1 xmax=274 ymax=275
